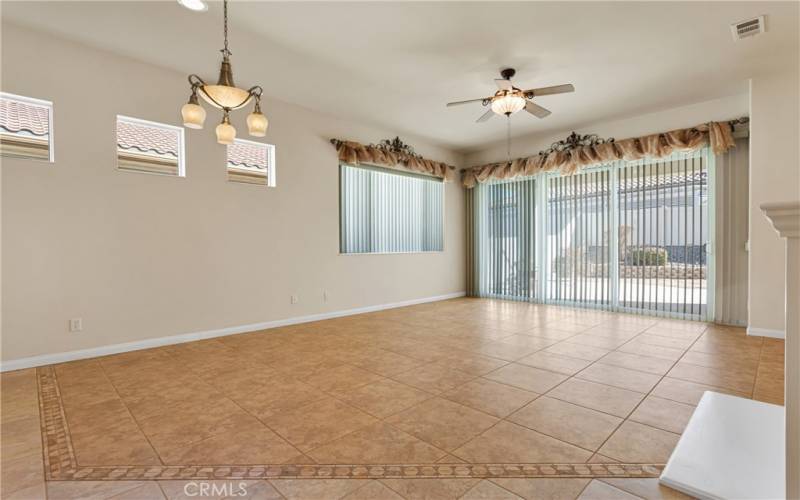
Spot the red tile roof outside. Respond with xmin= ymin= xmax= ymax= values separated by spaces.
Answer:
xmin=116 ymin=119 xmax=178 ymax=158
xmin=227 ymin=140 xmax=268 ymax=171
xmin=0 ymin=97 xmax=50 ymax=137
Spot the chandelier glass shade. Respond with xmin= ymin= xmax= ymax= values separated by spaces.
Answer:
xmin=182 ymin=0 xmax=268 ymax=144
xmin=491 ymin=89 xmax=526 ymax=116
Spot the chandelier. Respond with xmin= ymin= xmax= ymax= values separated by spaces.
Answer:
xmin=181 ymin=0 xmax=268 ymax=144
xmin=491 ymin=89 xmax=526 ymax=116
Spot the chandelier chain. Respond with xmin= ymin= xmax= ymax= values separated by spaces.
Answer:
xmin=506 ymin=115 xmax=511 ymax=165
xmin=222 ymin=0 xmax=231 ymax=57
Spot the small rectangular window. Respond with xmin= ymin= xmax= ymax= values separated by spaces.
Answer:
xmin=227 ymin=139 xmax=275 ymax=186
xmin=339 ymin=164 xmax=444 ymax=254
xmin=116 ymin=115 xmax=184 ymax=177
xmin=0 ymin=92 xmax=54 ymax=162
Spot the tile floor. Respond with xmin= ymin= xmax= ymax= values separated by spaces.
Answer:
xmin=1 ymin=298 xmax=785 ymax=499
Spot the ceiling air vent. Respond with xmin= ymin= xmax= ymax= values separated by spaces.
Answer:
xmin=731 ymin=16 xmax=766 ymax=41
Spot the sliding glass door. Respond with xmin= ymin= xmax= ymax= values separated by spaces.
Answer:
xmin=545 ymin=169 xmax=613 ymax=307
xmin=618 ymin=153 xmax=709 ymax=317
xmin=471 ymin=149 xmax=713 ymax=320
xmin=474 ymin=177 xmax=536 ymax=301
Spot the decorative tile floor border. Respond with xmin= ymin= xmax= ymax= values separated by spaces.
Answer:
xmin=37 ymin=367 xmax=664 ymax=481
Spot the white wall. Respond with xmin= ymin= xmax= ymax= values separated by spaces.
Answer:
xmin=0 ymin=23 xmax=466 ymax=363
xmin=749 ymin=69 xmax=800 ymax=336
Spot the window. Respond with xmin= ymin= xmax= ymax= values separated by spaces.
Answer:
xmin=339 ymin=164 xmax=444 ymax=254
xmin=472 ymin=149 xmax=712 ymax=320
xmin=0 ymin=92 xmax=53 ymax=162
xmin=116 ymin=115 xmax=184 ymax=177
xmin=227 ymin=139 xmax=275 ymax=186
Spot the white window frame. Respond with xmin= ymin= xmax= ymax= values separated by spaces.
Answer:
xmin=0 ymin=92 xmax=55 ymax=163
xmin=116 ymin=115 xmax=185 ymax=178
xmin=226 ymin=138 xmax=276 ymax=187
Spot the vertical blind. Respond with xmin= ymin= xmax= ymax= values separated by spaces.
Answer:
xmin=474 ymin=177 xmax=536 ymax=300
xmin=469 ymin=149 xmax=712 ymax=320
xmin=547 ymin=170 xmax=612 ymax=306
xmin=619 ymin=154 xmax=708 ymax=317
xmin=340 ymin=164 xmax=444 ymax=253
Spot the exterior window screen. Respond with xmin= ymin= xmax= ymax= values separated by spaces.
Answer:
xmin=227 ymin=139 xmax=275 ymax=186
xmin=339 ymin=164 xmax=444 ymax=254
xmin=618 ymin=155 xmax=708 ymax=317
xmin=546 ymin=170 xmax=612 ymax=306
xmin=0 ymin=93 xmax=53 ymax=162
xmin=116 ymin=115 xmax=184 ymax=177
xmin=474 ymin=178 xmax=537 ymax=300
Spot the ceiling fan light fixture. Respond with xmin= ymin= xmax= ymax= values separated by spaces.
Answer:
xmin=178 ymin=0 xmax=208 ymax=12
xmin=491 ymin=90 xmax=526 ymax=116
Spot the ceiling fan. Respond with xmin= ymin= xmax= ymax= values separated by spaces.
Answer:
xmin=446 ymin=68 xmax=575 ymax=123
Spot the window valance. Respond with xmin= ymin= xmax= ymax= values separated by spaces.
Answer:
xmin=330 ymin=137 xmax=456 ymax=181
xmin=461 ymin=119 xmax=744 ymax=188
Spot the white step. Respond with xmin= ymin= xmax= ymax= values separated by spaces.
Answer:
xmin=660 ymin=391 xmax=785 ymax=500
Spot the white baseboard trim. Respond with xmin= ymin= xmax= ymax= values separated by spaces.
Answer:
xmin=746 ymin=326 xmax=785 ymax=339
xmin=1 ymin=291 xmax=467 ymax=372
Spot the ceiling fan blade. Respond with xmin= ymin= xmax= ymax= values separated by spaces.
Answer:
xmin=446 ymin=97 xmax=487 ymax=107
xmin=525 ymin=101 xmax=552 ymax=118
xmin=476 ymin=109 xmax=495 ymax=123
xmin=525 ymin=84 xmax=575 ymax=97
xmin=495 ymin=79 xmax=512 ymax=91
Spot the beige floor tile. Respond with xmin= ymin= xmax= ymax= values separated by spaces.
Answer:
xmin=565 ymin=333 xmax=632 ymax=350
xmin=577 ymin=480 xmax=640 ymax=499
xmin=650 ymin=377 xmax=746 ymax=406
xmin=391 ymin=363 xmax=477 ymax=394
xmin=302 ymin=364 xmax=386 ymax=393
xmin=1 ymin=452 xmax=44 ymax=498
xmin=350 ymin=350 xmax=427 ymax=377
xmin=575 ymin=363 xmax=661 ymax=393
xmin=508 ymin=396 xmax=622 ymax=451
xmin=158 ymin=480 xmax=280 ymax=499
xmin=601 ymin=478 xmax=693 ymax=500
xmin=490 ymin=478 xmax=591 ymax=500
xmin=379 ymin=478 xmax=480 ymax=500
xmin=270 ymin=479 xmax=369 ymax=500
xmin=333 ymin=378 xmax=432 ymax=418
xmin=588 ymin=453 xmax=619 ymax=463
xmin=386 ymin=397 xmax=498 ymax=451
xmin=230 ymin=375 xmax=329 ymax=419
xmin=308 ymin=421 xmax=447 ymax=463
xmin=3 ymin=482 xmax=47 ymax=500
xmin=461 ymin=480 xmax=524 ymax=499
xmin=629 ymin=396 xmax=695 ymax=434
xmin=484 ymin=364 xmax=568 ymax=393
xmin=160 ymin=424 xmax=301 ymax=465
xmin=443 ymin=378 xmax=538 ymax=418
xmin=265 ymin=398 xmax=378 ymax=452
xmin=547 ymin=379 xmax=645 ymax=418
xmin=617 ymin=341 xmax=685 ymax=361
xmin=516 ymin=351 xmax=593 ymax=375
xmin=46 ymin=481 xmax=153 ymax=500
xmin=0 ymin=415 xmax=42 ymax=461
xmin=437 ymin=352 xmax=510 ymax=376
xmin=597 ymin=351 xmax=675 ymax=376
xmin=544 ymin=342 xmax=610 ymax=362
xmin=464 ymin=340 xmax=540 ymax=362
xmin=452 ymin=421 xmax=592 ymax=463
xmin=667 ymin=361 xmax=756 ymax=393
xmin=636 ymin=333 xmax=697 ymax=350
xmin=111 ymin=482 xmax=167 ymax=499
xmin=598 ymin=421 xmax=680 ymax=463
xmin=495 ymin=334 xmax=558 ymax=350
xmin=341 ymin=480 xmax=404 ymax=500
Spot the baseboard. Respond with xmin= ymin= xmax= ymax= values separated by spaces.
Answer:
xmin=746 ymin=326 xmax=785 ymax=339
xmin=0 ymin=291 xmax=467 ymax=372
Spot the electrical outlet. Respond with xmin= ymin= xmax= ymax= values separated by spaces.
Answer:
xmin=69 ymin=318 xmax=83 ymax=332
xmin=290 ymin=295 xmax=299 ymax=304
xmin=323 ymin=290 xmax=328 ymax=302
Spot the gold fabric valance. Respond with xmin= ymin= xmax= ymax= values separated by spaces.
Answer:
xmin=331 ymin=138 xmax=456 ymax=181
xmin=462 ymin=120 xmax=740 ymax=188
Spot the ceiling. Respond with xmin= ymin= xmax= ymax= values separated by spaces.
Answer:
xmin=2 ymin=1 xmax=797 ymax=152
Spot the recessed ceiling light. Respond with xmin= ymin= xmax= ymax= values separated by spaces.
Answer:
xmin=178 ymin=0 xmax=208 ymax=12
